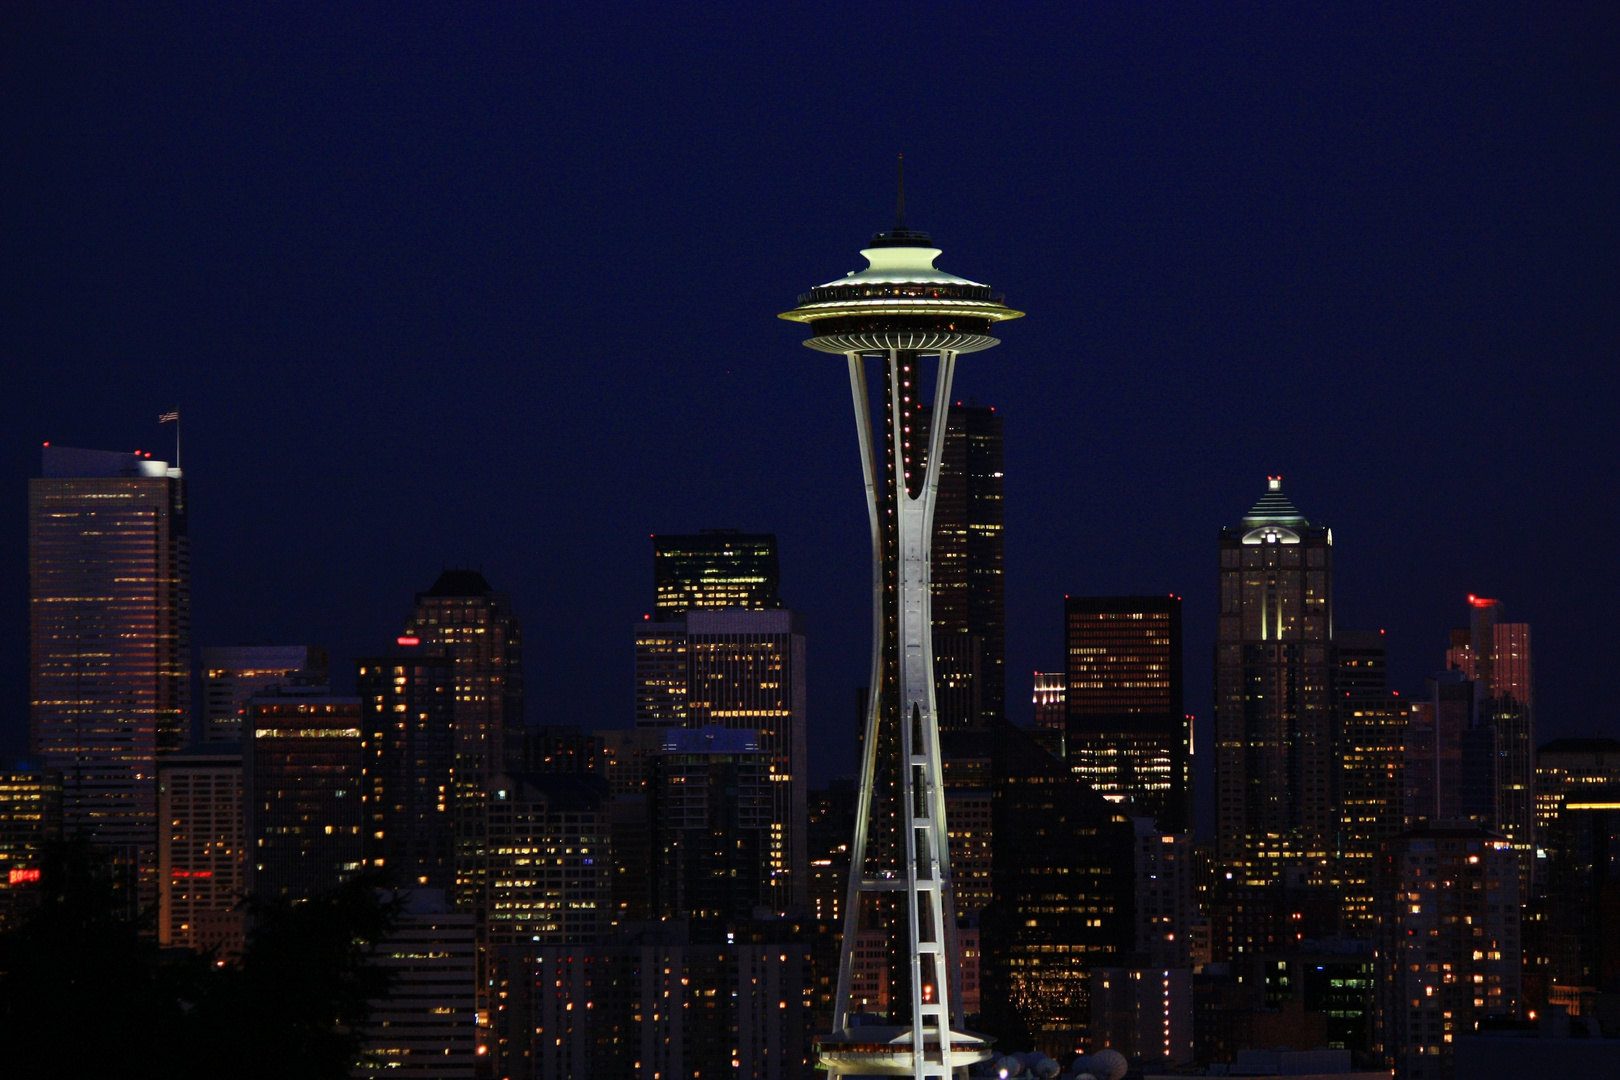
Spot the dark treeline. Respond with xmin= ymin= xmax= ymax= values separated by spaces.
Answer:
xmin=0 ymin=839 xmax=398 ymax=1080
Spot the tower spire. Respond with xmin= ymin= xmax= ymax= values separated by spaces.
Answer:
xmin=896 ymin=152 xmax=906 ymax=229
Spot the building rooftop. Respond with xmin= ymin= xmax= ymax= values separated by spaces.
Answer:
xmin=422 ymin=569 xmax=495 ymax=597
xmin=1240 ymin=476 xmax=1309 ymax=527
xmin=1539 ymin=737 xmax=1620 ymax=755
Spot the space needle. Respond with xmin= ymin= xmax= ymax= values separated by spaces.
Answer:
xmin=780 ymin=164 xmax=1022 ymax=1078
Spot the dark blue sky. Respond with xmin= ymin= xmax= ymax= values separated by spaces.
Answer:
xmin=3 ymin=5 xmax=1616 ymax=825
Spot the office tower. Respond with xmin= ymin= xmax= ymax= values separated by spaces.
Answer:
xmin=29 ymin=445 xmax=189 ymax=892
xmin=484 ymin=771 xmax=611 ymax=946
xmin=1404 ymin=673 xmax=1499 ymax=829
xmin=652 ymin=530 xmax=781 ymax=619
xmin=1066 ymin=595 xmax=1189 ymax=833
xmin=201 ymin=645 xmax=328 ymax=743
xmin=1446 ymin=596 xmax=1536 ymax=890
xmin=512 ymin=920 xmax=813 ymax=1080
xmin=940 ymin=730 xmax=995 ymax=921
xmin=648 ymin=727 xmax=772 ymax=921
xmin=402 ymin=570 xmax=522 ymax=917
xmin=1252 ymin=942 xmax=1376 ymax=1056
xmin=244 ymin=696 xmax=366 ymax=900
xmin=1337 ymin=692 xmax=1409 ymax=931
xmin=357 ymin=654 xmax=456 ymax=890
xmin=682 ymin=609 xmax=809 ymax=911
xmin=0 ymin=764 xmax=61 ymax=928
xmin=979 ymin=723 xmax=1135 ymax=1056
xmin=1032 ymin=671 xmax=1066 ymax=730
xmin=596 ymin=728 xmax=663 ymax=924
xmin=157 ymin=747 xmax=245 ymax=954
xmin=781 ymin=199 xmax=1023 ymax=1076
xmin=1208 ymin=878 xmax=1342 ymax=964
xmin=357 ymin=889 xmax=478 ymax=1079
xmin=1134 ymin=819 xmax=1195 ymax=969
xmin=1090 ymin=968 xmax=1195 ymax=1068
xmin=633 ymin=620 xmax=689 ymax=727
xmin=808 ymin=779 xmax=857 ymax=1030
xmin=1542 ymin=785 xmax=1620 ymax=1008
xmin=1536 ymin=737 xmax=1620 ymax=834
xmin=521 ymin=725 xmax=601 ymax=776
xmin=1374 ymin=824 xmax=1522 ymax=1080
xmin=1215 ymin=478 xmax=1334 ymax=881
xmin=1334 ymin=629 xmax=1387 ymax=695
xmin=919 ymin=403 xmax=1005 ymax=729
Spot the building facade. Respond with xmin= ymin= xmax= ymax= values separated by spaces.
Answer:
xmin=920 ymin=403 xmax=1006 ymax=729
xmin=1337 ymin=689 xmax=1408 ymax=932
xmin=201 ymin=645 xmax=328 ymax=744
xmin=484 ymin=771 xmax=611 ymax=946
xmin=0 ymin=765 xmax=61 ymax=927
xmin=652 ymin=530 xmax=781 ymax=619
xmin=244 ymin=696 xmax=366 ymax=901
xmin=29 ymin=446 xmax=190 ymax=892
xmin=1065 ymin=595 xmax=1188 ymax=833
xmin=357 ymin=654 xmax=456 ymax=890
xmin=357 ymin=889 xmax=479 ymax=1079
xmin=1090 ymin=967 xmax=1195 ymax=1068
xmin=157 ymin=747 xmax=245 ymax=954
xmin=1215 ymin=478 xmax=1334 ymax=881
xmin=648 ymin=727 xmax=772 ymax=921
xmin=1133 ymin=818 xmax=1196 ymax=970
xmin=1374 ymin=824 xmax=1522 ymax=1080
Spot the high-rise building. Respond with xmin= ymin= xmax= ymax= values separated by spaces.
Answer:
xmin=29 ymin=445 xmax=189 ymax=892
xmin=940 ymin=730 xmax=995 ymax=921
xmin=200 ymin=645 xmax=328 ymax=744
xmin=0 ymin=764 xmax=61 ymax=928
xmin=357 ymin=889 xmax=478 ymax=1079
xmin=979 ymin=723 xmax=1136 ymax=1056
xmin=646 ymin=727 xmax=772 ymax=921
xmin=1446 ymin=596 xmax=1535 ymax=891
xmin=357 ymin=654 xmax=456 ymax=890
xmin=1215 ymin=478 xmax=1334 ymax=881
xmin=1032 ymin=671 xmax=1066 ymax=731
xmin=633 ymin=621 xmax=689 ymax=728
xmin=1374 ymin=824 xmax=1522 ymax=1080
xmin=640 ymin=609 xmax=808 ymax=911
xmin=920 ymin=403 xmax=1005 ymax=729
xmin=1404 ymin=672 xmax=1500 ymax=830
xmin=1133 ymin=819 xmax=1196 ymax=970
xmin=652 ymin=530 xmax=781 ymax=619
xmin=157 ymin=747 xmax=245 ymax=955
xmin=1536 ymin=737 xmax=1620 ymax=834
xmin=1336 ymin=691 xmax=1408 ymax=932
xmin=781 ymin=202 xmax=1022 ymax=1075
xmin=484 ymin=771 xmax=611 ymax=946
xmin=402 ymin=570 xmax=523 ymax=916
xmin=521 ymin=725 xmax=602 ymax=777
xmin=1541 ymin=784 xmax=1620 ymax=1007
xmin=1334 ymin=629 xmax=1388 ymax=696
xmin=244 ymin=696 xmax=366 ymax=901
xmin=1066 ymin=595 xmax=1189 ymax=833
xmin=595 ymin=728 xmax=663 ymax=925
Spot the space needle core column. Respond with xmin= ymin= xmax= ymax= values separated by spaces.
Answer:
xmin=781 ymin=201 xmax=1022 ymax=1077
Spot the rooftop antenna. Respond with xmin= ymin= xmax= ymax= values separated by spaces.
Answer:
xmin=895 ymin=152 xmax=906 ymax=229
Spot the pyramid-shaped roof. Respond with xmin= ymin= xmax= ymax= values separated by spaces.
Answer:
xmin=1241 ymin=477 xmax=1308 ymax=527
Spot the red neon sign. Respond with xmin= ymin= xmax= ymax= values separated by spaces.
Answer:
xmin=397 ymin=636 xmax=420 ymax=646
xmin=8 ymin=868 xmax=40 ymax=885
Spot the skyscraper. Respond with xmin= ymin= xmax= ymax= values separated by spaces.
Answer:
xmin=1214 ymin=477 xmax=1334 ymax=881
xmin=1336 ymin=691 xmax=1408 ymax=932
xmin=1535 ymin=737 xmax=1620 ymax=835
xmin=652 ymin=530 xmax=781 ymax=619
xmin=402 ymin=570 xmax=523 ymax=912
xmin=1446 ymin=596 xmax=1535 ymax=890
xmin=244 ymin=696 xmax=366 ymax=901
xmin=483 ymin=771 xmax=611 ymax=946
xmin=157 ymin=747 xmax=245 ymax=954
xmin=1065 ymin=595 xmax=1188 ymax=833
xmin=920 ymin=404 xmax=1005 ymax=728
xmin=29 ymin=445 xmax=189 ymax=890
xmin=356 ymin=889 xmax=479 ymax=1078
xmin=201 ymin=645 xmax=328 ymax=743
xmin=648 ymin=726 xmax=773 ymax=921
xmin=357 ymin=653 xmax=456 ymax=890
xmin=781 ymin=195 xmax=1022 ymax=1075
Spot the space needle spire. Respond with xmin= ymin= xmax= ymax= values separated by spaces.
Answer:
xmin=781 ymin=178 xmax=1022 ymax=1077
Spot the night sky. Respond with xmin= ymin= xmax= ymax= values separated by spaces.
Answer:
xmin=3 ymin=5 xmax=1616 ymax=829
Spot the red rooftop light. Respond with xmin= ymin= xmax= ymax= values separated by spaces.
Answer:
xmin=1467 ymin=595 xmax=1497 ymax=608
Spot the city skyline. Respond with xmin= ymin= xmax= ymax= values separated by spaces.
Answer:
xmin=2 ymin=9 xmax=1614 ymax=801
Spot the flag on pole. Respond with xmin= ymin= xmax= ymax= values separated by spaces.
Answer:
xmin=159 ymin=411 xmax=179 ymax=423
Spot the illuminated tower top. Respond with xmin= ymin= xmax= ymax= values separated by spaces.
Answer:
xmin=779 ymin=176 xmax=1022 ymax=355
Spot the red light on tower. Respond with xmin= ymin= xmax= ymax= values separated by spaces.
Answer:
xmin=1467 ymin=594 xmax=1497 ymax=609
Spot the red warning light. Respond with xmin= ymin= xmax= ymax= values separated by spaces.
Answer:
xmin=1467 ymin=595 xmax=1497 ymax=609
xmin=397 ymin=636 xmax=420 ymax=647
